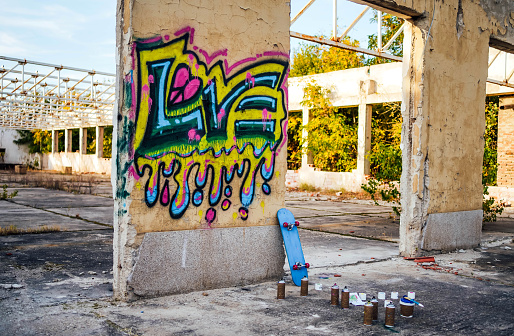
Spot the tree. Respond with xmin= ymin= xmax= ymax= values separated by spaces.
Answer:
xmin=366 ymin=11 xmax=404 ymax=65
xmin=15 ymin=130 xmax=52 ymax=154
xmin=299 ymin=82 xmax=358 ymax=172
xmin=290 ymin=36 xmax=365 ymax=77
xmin=483 ymin=96 xmax=499 ymax=186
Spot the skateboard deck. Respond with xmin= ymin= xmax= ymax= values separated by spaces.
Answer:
xmin=277 ymin=208 xmax=309 ymax=286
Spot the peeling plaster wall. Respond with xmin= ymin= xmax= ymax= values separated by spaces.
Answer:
xmin=114 ymin=0 xmax=290 ymax=300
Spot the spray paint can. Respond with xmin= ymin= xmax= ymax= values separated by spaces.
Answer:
xmin=277 ymin=280 xmax=285 ymax=299
xmin=363 ymin=301 xmax=373 ymax=326
xmin=300 ymin=276 xmax=308 ymax=296
xmin=371 ymin=296 xmax=379 ymax=321
xmin=330 ymin=284 xmax=339 ymax=306
xmin=400 ymin=296 xmax=415 ymax=318
xmin=384 ymin=302 xmax=396 ymax=328
xmin=341 ymin=286 xmax=350 ymax=309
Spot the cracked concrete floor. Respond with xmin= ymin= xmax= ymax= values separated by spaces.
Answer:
xmin=0 ymin=182 xmax=513 ymax=335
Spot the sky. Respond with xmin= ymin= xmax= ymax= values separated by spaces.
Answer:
xmin=0 ymin=0 xmax=376 ymax=73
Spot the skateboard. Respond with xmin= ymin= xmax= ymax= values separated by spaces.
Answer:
xmin=277 ymin=208 xmax=309 ymax=286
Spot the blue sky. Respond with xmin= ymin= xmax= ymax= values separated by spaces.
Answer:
xmin=0 ymin=1 xmax=375 ymax=73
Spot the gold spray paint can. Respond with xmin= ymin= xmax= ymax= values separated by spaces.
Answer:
xmin=330 ymin=284 xmax=339 ymax=306
xmin=277 ymin=280 xmax=285 ymax=299
xmin=371 ymin=296 xmax=379 ymax=321
xmin=385 ymin=302 xmax=396 ymax=328
xmin=341 ymin=286 xmax=350 ymax=309
xmin=363 ymin=301 xmax=373 ymax=326
xmin=300 ymin=276 xmax=308 ymax=296
xmin=400 ymin=296 xmax=415 ymax=318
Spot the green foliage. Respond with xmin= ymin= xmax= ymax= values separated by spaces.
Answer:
xmin=290 ymin=37 xmax=365 ymax=77
xmin=1 ymin=185 xmax=18 ymax=200
xmin=369 ymin=103 xmax=402 ymax=181
xmin=483 ymin=97 xmax=499 ymax=186
xmin=103 ymin=126 xmax=113 ymax=158
xmin=483 ymin=186 xmax=505 ymax=223
xmin=299 ymin=182 xmax=318 ymax=192
xmin=14 ymin=130 xmax=52 ymax=154
xmin=287 ymin=112 xmax=302 ymax=170
xmin=366 ymin=11 xmax=404 ymax=65
xmin=301 ymin=82 xmax=357 ymax=172
xmin=361 ymin=178 xmax=401 ymax=216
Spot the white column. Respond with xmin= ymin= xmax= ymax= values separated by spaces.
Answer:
xmin=51 ymin=130 xmax=59 ymax=153
xmin=64 ymin=129 xmax=72 ymax=153
xmin=96 ymin=126 xmax=104 ymax=158
xmin=79 ymin=128 xmax=87 ymax=155
xmin=301 ymin=107 xmax=313 ymax=168
xmin=356 ymin=80 xmax=374 ymax=175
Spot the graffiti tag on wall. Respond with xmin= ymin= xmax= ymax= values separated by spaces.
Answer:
xmin=130 ymin=29 xmax=288 ymax=226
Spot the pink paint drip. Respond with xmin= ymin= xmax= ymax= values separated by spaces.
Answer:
xmin=261 ymin=108 xmax=271 ymax=131
xmin=205 ymin=208 xmax=216 ymax=226
xmin=245 ymin=72 xmax=255 ymax=88
xmin=187 ymin=129 xmax=197 ymax=143
xmin=199 ymin=48 xmax=228 ymax=65
xmin=217 ymin=108 xmax=226 ymax=126
xmin=148 ymin=75 xmax=154 ymax=83
xmin=161 ymin=183 xmax=169 ymax=204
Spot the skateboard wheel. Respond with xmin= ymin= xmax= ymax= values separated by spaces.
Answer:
xmin=295 ymin=221 xmax=300 ymax=226
xmin=282 ymin=223 xmax=288 ymax=228
xmin=293 ymin=265 xmax=298 ymax=270
xmin=305 ymin=263 xmax=310 ymax=268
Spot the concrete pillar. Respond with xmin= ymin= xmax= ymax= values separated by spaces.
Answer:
xmin=114 ymin=0 xmax=290 ymax=300
xmin=356 ymin=80 xmax=375 ymax=175
xmin=301 ymin=107 xmax=313 ymax=168
xmin=497 ymin=95 xmax=514 ymax=187
xmin=356 ymin=103 xmax=372 ymax=175
xmin=399 ymin=4 xmax=490 ymax=256
xmin=51 ymin=130 xmax=59 ymax=153
xmin=79 ymin=128 xmax=87 ymax=155
xmin=64 ymin=129 xmax=72 ymax=153
xmin=96 ymin=126 xmax=104 ymax=158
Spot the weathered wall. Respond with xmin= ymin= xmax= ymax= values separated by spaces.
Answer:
xmin=497 ymin=95 xmax=514 ymax=187
xmin=0 ymin=128 xmax=31 ymax=165
xmin=397 ymin=0 xmax=514 ymax=255
xmin=42 ymin=153 xmax=111 ymax=175
xmin=114 ymin=0 xmax=290 ymax=300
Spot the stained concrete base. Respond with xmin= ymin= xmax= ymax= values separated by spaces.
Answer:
xmin=422 ymin=210 xmax=483 ymax=251
xmin=128 ymin=226 xmax=285 ymax=297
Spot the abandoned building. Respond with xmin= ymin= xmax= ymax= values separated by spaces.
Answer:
xmin=0 ymin=0 xmax=513 ymax=301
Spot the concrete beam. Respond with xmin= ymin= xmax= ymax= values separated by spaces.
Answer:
xmin=96 ymin=126 xmax=104 ymax=158
xmin=79 ymin=128 xmax=87 ymax=155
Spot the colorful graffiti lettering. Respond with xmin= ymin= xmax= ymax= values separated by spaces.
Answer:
xmin=131 ymin=30 xmax=288 ymax=225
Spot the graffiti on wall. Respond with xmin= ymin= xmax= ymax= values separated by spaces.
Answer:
xmin=128 ymin=28 xmax=288 ymax=226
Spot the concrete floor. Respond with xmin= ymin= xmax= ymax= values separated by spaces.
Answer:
xmin=0 ymin=173 xmax=513 ymax=335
